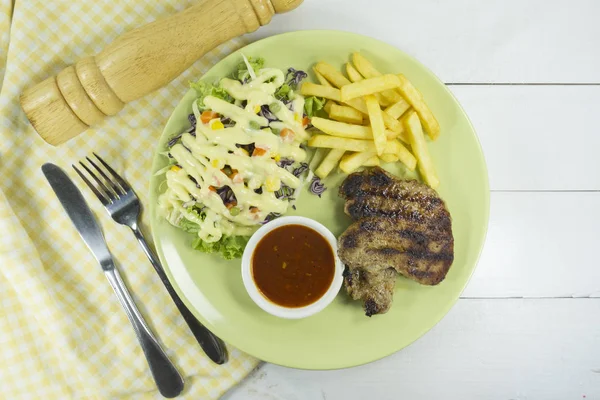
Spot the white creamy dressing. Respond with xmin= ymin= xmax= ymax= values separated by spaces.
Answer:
xmin=159 ymin=67 xmax=308 ymax=243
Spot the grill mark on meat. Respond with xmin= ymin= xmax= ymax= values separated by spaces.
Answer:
xmin=367 ymin=171 xmax=393 ymax=187
xmin=403 ymin=248 xmax=454 ymax=262
xmin=346 ymin=195 xmax=446 ymax=220
xmin=339 ymin=174 xmax=365 ymax=199
xmin=342 ymin=265 xmax=352 ymax=285
xmin=364 ymin=299 xmax=379 ymax=317
xmin=375 ymin=247 xmax=402 ymax=255
xmin=346 ymin=200 xmax=452 ymax=231
xmin=341 ymin=232 xmax=358 ymax=249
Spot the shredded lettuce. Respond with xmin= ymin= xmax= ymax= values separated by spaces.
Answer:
xmin=232 ymin=57 xmax=265 ymax=82
xmin=189 ymin=80 xmax=232 ymax=111
xmin=304 ymin=96 xmax=325 ymax=117
xmin=274 ymin=83 xmax=292 ymax=101
xmin=192 ymin=235 xmax=249 ymax=260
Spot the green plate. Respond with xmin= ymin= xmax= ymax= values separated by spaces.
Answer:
xmin=149 ymin=31 xmax=489 ymax=370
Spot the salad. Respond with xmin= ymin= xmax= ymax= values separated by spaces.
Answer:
xmin=158 ymin=56 xmax=325 ymax=259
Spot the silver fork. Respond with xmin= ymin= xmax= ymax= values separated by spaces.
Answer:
xmin=73 ymin=153 xmax=227 ymax=365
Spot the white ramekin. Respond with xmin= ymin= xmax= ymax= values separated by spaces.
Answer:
xmin=241 ymin=216 xmax=343 ymax=319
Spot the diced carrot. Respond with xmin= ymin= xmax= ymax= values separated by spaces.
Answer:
xmin=208 ymin=186 xmax=217 ymax=192
xmin=280 ymin=128 xmax=295 ymax=142
xmin=225 ymin=200 xmax=238 ymax=209
xmin=250 ymin=207 xmax=260 ymax=213
xmin=252 ymin=147 xmax=267 ymax=157
xmin=201 ymin=111 xmax=219 ymax=124
xmin=302 ymin=116 xmax=310 ymax=127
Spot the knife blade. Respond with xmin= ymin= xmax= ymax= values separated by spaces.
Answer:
xmin=42 ymin=163 xmax=113 ymax=270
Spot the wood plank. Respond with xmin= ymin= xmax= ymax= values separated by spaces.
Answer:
xmin=250 ymin=0 xmax=600 ymax=83
xmin=451 ymin=85 xmax=600 ymax=190
xmin=224 ymin=299 xmax=600 ymax=400
xmin=464 ymin=192 xmax=600 ymax=298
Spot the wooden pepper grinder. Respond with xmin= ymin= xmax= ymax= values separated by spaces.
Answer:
xmin=20 ymin=0 xmax=303 ymax=146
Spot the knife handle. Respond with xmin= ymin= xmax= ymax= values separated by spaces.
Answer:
xmin=105 ymin=267 xmax=184 ymax=398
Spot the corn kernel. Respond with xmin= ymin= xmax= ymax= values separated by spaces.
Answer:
xmin=294 ymin=113 xmax=301 ymax=122
xmin=265 ymin=176 xmax=281 ymax=192
xmin=211 ymin=120 xmax=224 ymax=130
xmin=254 ymin=105 xmax=261 ymax=114
xmin=274 ymin=154 xmax=281 ymax=162
xmin=170 ymin=165 xmax=181 ymax=172
xmin=211 ymin=159 xmax=220 ymax=168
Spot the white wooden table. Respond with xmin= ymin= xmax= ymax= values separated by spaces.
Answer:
xmin=224 ymin=1 xmax=600 ymax=398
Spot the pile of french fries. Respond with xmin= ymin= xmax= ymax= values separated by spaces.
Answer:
xmin=300 ymin=53 xmax=441 ymax=189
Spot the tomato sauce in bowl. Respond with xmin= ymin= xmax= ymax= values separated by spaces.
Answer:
xmin=251 ymin=224 xmax=335 ymax=308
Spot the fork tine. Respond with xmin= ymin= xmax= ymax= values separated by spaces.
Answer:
xmin=86 ymin=156 xmax=125 ymax=196
xmin=78 ymin=161 xmax=117 ymax=203
xmin=93 ymin=153 xmax=131 ymax=192
xmin=73 ymin=164 xmax=110 ymax=206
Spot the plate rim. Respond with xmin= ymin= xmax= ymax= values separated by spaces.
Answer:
xmin=149 ymin=29 xmax=490 ymax=370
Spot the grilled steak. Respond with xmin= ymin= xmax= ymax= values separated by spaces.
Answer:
xmin=337 ymin=167 xmax=454 ymax=316
xmin=343 ymin=266 xmax=397 ymax=317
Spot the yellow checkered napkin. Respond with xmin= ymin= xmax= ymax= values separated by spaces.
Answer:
xmin=0 ymin=1 xmax=260 ymax=398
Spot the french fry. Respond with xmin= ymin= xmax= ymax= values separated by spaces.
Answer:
xmin=394 ymin=140 xmax=417 ymax=171
xmin=311 ymin=117 xmax=372 ymax=139
xmin=309 ymin=135 xmax=372 ymax=152
xmin=382 ymin=139 xmax=402 ymax=156
xmin=380 ymin=139 xmax=416 ymax=170
xmin=343 ymin=98 xmax=408 ymax=141
xmin=300 ymin=82 xmax=341 ymax=102
xmin=352 ymin=52 xmax=383 ymax=79
xmin=340 ymin=74 xmax=402 ymax=101
xmin=323 ymin=100 xmax=335 ymax=115
xmin=339 ymin=151 xmax=377 ymax=174
xmin=315 ymin=62 xmax=351 ymax=88
xmin=351 ymin=52 xmax=403 ymax=103
xmin=309 ymin=147 xmax=328 ymax=171
xmin=329 ymin=104 xmax=363 ymax=124
xmin=382 ymin=113 xmax=408 ymax=142
xmin=345 ymin=63 xmax=388 ymax=106
xmin=344 ymin=98 xmax=367 ymax=113
xmin=384 ymin=130 xmax=400 ymax=140
xmin=313 ymin=68 xmax=333 ymax=87
xmin=309 ymin=135 xmax=400 ymax=154
xmin=397 ymin=74 xmax=440 ymax=140
xmin=315 ymin=148 xmax=345 ymax=179
xmin=380 ymin=153 xmax=399 ymax=163
xmin=364 ymin=156 xmax=380 ymax=167
xmin=312 ymin=116 xmax=399 ymax=140
xmin=404 ymin=111 xmax=439 ymax=188
xmin=384 ymin=98 xmax=411 ymax=120
xmin=346 ymin=63 xmax=363 ymax=83
xmin=365 ymin=95 xmax=386 ymax=156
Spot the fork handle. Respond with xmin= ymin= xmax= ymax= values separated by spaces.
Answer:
xmin=132 ymin=226 xmax=228 ymax=365
xmin=105 ymin=267 xmax=184 ymax=398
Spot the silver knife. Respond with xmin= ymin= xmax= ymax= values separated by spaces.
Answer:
xmin=42 ymin=163 xmax=184 ymax=398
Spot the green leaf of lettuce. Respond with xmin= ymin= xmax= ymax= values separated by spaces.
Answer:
xmin=192 ymin=235 xmax=249 ymax=260
xmin=189 ymin=80 xmax=233 ymax=111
